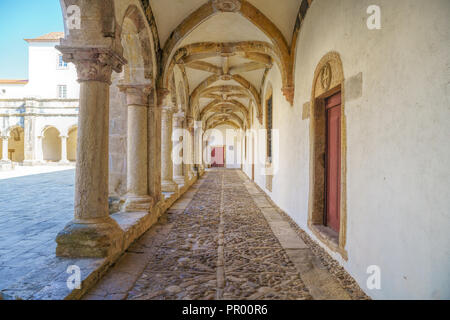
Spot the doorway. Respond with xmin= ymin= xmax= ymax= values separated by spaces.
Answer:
xmin=211 ymin=146 xmax=224 ymax=168
xmin=325 ymin=92 xmax=341 ymax=233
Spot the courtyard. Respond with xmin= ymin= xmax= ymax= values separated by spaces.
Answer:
xmin=0 ymin=167 xmax=83 ymax=299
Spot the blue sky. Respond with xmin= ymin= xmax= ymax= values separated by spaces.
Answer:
xmin=0 ymin=0 xmax=63 ymax=79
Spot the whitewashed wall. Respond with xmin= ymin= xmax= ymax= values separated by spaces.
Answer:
xmin=244 ymin=0 xmax=450 ymax=299
xmin=26 ymin=42 xmax=79 ymax=99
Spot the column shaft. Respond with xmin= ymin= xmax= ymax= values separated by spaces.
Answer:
xmin=161 ymin=107 xmax=177 ymax=192
xmin=1 ymin=138 xmax=9 ymax=161
xmin=55 ymin=47 xmax=126 ymax=258
xmin=148 ymin=89 xmax=162 ymax=204
xmin=119 ymin=84 xmax=153 ymax=212
xmin=173 ymin=114 xmax=185 ymax=185
xmin=60 ymin=136 xmax=69 ymax=163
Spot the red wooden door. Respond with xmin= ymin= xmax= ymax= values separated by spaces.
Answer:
xmin=211 ymin=147 xmax=224 ymax=167
xmin=326 ymin=93 xmax=341 ymax=233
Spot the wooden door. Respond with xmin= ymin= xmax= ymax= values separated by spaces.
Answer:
xmin=325 ymin=92 xmax=341 ymax=233
xmin=211 ymin=147 xmax=224 ymax=167
xmin=251 ymin=137 xmax=255 ymax=181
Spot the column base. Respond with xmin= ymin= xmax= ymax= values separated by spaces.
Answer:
xmin=56 ymin=217 xmax=124 ymax=259
xmin=23 ymin=160 xmax=43 ymax=167
xmin=0 ymin=161 xmax=12 ymax=171
xmin=59 ymin=160 xmax=71 ymax=165
xmin=174 ymin=176 xmax=185 ymax=185
xmin=162 ymin=179 xmax=178 ymax=192
xmin=124 ymin=195 xmax=153 ymax=212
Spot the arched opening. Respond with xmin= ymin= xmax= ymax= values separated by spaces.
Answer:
xmin=265 ymin=84 xmax=274 ymax=191
xmin=308 ymin=52 xmax=347 ymax=260
xmin=8 ymin=127 xmax=24 ymax=162
xmin=67 ymin=127 xmax=77 ymax=162
xmin=42 ymin=127 xmax=62 ymax=162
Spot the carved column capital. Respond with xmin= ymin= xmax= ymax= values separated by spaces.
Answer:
xmin=157 ymin=88 xmax=171 ymax=108
xmin=118 ymin=83 xmax=153 ymax=107
xmin=162 ymin=105 xmax=176 ymax=115
xmin=173 ymin=112 xmax=185 ymax=129
xmin=56 ymin=46 xmax=127 ymax=84
xmin=282 ymin=86 xmax=295 ymax=106
xmin=186 ymin=116 xmax=195 ymax=129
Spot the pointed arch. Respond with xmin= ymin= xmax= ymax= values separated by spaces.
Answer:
xmin=159 ymin=1 xmax=293 ymax=104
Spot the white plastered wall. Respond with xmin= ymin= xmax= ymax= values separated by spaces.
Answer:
xmin=244 ymin=0 xmax=450 ymax=299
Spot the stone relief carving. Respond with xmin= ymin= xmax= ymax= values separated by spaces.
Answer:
xmin=212 ymin=0 xmax=242 ymax=13
xmin=320 ymin=63 xmax=332 ymax=91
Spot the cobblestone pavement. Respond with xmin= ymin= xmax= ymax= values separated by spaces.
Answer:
xmin=86 ymin=169 xmax=368 ymax=300
xmin=0 ymin=169 xmax=75 ymax=292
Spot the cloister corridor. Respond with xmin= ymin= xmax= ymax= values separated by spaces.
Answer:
xmin=86 ymin=169 xmax=367 ymax=300
xmin=1 ymin=0 xmax=448 ymax=301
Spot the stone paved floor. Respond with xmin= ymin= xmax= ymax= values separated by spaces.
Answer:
xmin=0 ymin=169 xmax=77 ymax=296
xmin=85 ymin=169 xmax=367 ymax=300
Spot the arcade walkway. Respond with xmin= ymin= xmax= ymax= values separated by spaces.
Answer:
xmin=85 ymin=169 xmax=368 ymax=300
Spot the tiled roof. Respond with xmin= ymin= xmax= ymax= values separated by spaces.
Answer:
xmin=24 ymin=32 xmax=64 ymax=42
xmin=0 ymin=80 xmax=29 ymax=85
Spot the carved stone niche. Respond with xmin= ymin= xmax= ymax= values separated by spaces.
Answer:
xmin=212 ymin=0 xmax=242 ymax=13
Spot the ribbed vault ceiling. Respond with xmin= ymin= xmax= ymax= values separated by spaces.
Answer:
xmin=148 ymin=0 xmax=303 ymax=129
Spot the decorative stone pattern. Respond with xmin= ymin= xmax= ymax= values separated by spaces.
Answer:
xmin=84 ymin=170 xmax=366 ymax=300
xmin=57 ymin=47 xmax=127 ymax=84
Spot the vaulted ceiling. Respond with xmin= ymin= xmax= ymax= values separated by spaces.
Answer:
xmin=145 ymin=0 xmax=308 ymax=129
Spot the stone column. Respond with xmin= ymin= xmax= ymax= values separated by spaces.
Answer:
xmin=36 ymin=136 xmax=44 ymax=163
xmin=60 ymin=135 xmax=69 ymax=164
xmin=23 ymin=112 xmax=36 ymax=166
xmin=185 ymin=117 xmax=195 ymax=180
xmin=173 ymin=113 xmax=185 ymax=185
xmin=118 ymin=83 xmax=153 ymax=212
xmin=148 ymin=89 xmax=164 ymax=204
xmin=194 ymin=121 xmax=204 ymax=173
xmin=1 ymin=137 xmax=9 ymax=162
xmin=55 ymin=47 xmax=126 ymax=258
xmin=161 ymin=105 xmax=178 ymax=192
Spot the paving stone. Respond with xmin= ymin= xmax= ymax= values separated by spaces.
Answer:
xmin=0 ymin=169 xmax=76 ymax=295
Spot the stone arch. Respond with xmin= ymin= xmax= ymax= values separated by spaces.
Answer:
xmin=205 ymin=112 xmax=243 ymax=130
xmin=290 ymin=0 xmax=311 ymax=90
xmin=42 ymin=126 xmax=62 ymax=162
xmin=177 ymin=80 xmax=187 ymax=111
xmin=6 ymin=126 xmax=24 ymax=162
xmin=67 ymin=125 xmax=78 ymax=162
xmin=264 ymin=81 xmax=273 ymax=158
xmin=120 ymin=4 xmax=154 ymax=83
xmin=159 ymin=1 xmax=293 ymax=104
xmin=308 ymin=51 xmax=348 ymax=260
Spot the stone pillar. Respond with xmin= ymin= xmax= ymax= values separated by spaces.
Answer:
xmin=148 ymin=89 xmax=164 ymax=204
xmin=119 ymin=83 xmax=153 ymax=212
xmin=189 ymin=125 xmax=196 ymax=178
xmin=173 ymin=113 xmax=185 ymax=185
xmin=60 ymin=135 xmax=69 ymax=164
xmin=55 ymin=47 xmax=126 ymax=258
xmin=185 ymin=117 xmax=195 ymax=180
xmin=1 ymin=137 xmax=9 ymax=162
xmin=36 ymin=136 xmax=44 ymax=163
xmin=161 ymin=105 xmax=178 ymax=192
xmin=23 ymin=113 xmax=36 ymax=166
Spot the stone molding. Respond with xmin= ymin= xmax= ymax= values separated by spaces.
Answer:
xmin=211 ymin=0 xmax=242 ymax=13
xmin=173 ymin=112 xmax=185 ymax=128
xmin=118 ymin=83 xmax=153 ymax=107
xmin=56 ymin=46 xmax=127 ymax=84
